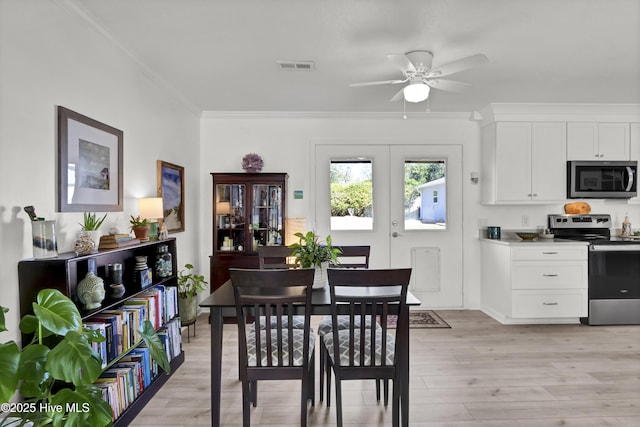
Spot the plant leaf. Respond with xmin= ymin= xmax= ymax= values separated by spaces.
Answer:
xmin=50 ymin=386 xmax=112 ymax=427
xmin=33 ymin=289 xmax=82 ymax=337
xmin=0 ymin=341 xmax=20 ymax=403
xmin=18 ymin=343 xmax=50 ymax=398
xmin=0 ymin=306 xmax=7 ymax=332
xmin=46 ymin=330 xmax=103 ymax=386
xmin=19 ymin=313 xmax=38 ymax=334
xmin=139 ymin=320 xmax=170 ymax=375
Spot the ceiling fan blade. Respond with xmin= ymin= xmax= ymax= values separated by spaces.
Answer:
xmin=349 ymin=79 xmax=406 ymax=87
xmin=389 ymin=87 xmax=405 ymax=102
xmin=426 ymin=78 xmax=472 ymax=93
xmin=387 ymin=54 xmax=416 ymax=72
xmin=426 ymin=53 xmax=488 ymax=77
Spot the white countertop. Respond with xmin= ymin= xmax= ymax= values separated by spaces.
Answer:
xmin=480 ymin=237 xmax=589 ymax=246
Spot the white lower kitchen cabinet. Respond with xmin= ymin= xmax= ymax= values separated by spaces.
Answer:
xmin=481 ymin=239 xmax=588 ymax=324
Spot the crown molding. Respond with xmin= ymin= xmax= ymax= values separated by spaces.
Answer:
xmin=59 ymin=0 xmax=201 ymax=117
xmin=479 ymin=103 xmax=640 ymax=126
xmin=200 ymin=111 xmax=472 ymax=120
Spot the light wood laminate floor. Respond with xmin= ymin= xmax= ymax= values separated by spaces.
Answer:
xmin=130 ymin=310 xmax=640 ymax=426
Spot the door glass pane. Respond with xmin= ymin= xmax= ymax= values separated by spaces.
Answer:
xmin=216 ymin=184 xmax=245 ymax=251
xmin=330 ymin=160 xmax=373 ymax=230
xmin=252 ymin=184 xmax=283 ymax=246
xmin=404 ymin=160 xmax=446 ymax=230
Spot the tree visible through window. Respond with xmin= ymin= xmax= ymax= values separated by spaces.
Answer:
xmin=330 ymin=160 xmax=373 ymax=230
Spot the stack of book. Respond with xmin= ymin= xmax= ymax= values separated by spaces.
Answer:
xmin=98 ymin=234 xmax=140 ymax=249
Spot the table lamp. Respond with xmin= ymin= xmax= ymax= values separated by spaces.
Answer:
xmin=139 ymin=197 xmax=164 ymax=241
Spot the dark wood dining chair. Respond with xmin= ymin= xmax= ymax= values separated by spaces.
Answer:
xmin=257 ymin=245 xmax=299 ymax=269
xmin=334 ymin=245 xmax=370 ymax=268
xmin=323 ymin=267 xmax=411 ymax=427
xmin=317 ymin=246 xmax=380 ymax=402
xmin=256 ymin=245 xmax=305 ymax=329
xmin=230 ymin=268 xmax=316 ymax=427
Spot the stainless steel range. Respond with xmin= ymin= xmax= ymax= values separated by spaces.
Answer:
xmin=548 ymin=214 xmax=640 ymax=325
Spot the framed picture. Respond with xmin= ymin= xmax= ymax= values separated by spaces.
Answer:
xmin=57 ymin=106 xmax=123 ymax=212
xmin=157 ymin=160 xmax=185 ymax=233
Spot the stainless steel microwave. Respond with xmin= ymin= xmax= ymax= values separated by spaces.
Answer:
xmin=567 ymin=160 xmax=637 ymax=199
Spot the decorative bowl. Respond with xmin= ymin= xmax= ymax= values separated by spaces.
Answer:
xmin=516 ymin=232 xmax=539 ymax=241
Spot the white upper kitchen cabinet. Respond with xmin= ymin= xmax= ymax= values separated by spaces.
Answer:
xmin=567 ymin=122 xmax=630 ymax=160
xmin=629 ymin=123 xmax=640 ymax=204
xmin=631 ymin=123 xmax=640 ymax=161
xmin=482 ymin=122 xmax=566 ymax=204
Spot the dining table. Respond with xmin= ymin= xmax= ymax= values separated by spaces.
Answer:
xmin=200 ymin=279 xmax=421 ymax=427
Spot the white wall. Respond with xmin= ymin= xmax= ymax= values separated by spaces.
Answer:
xmin=0 ymin=0 xmax=201 ymax=345
xmin=199 ymin=113 xmax=487 ymax=308
xmin=200 ymin=113 xmax=640 ymax=311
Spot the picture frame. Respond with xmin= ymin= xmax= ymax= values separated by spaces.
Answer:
xmin=57 ymin=106 xmax=123 ymax=212
xmin=157 ymin=160 xmax=185 ymax=233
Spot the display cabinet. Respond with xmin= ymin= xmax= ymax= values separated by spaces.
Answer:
xmin=210 ymin=172 xmax=288 ymax=291
xmin=18 ymin=238 xmax=184 ymax=427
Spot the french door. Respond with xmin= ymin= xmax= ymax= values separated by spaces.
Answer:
xmin=314 ymin=143 xmax=463 ymax=308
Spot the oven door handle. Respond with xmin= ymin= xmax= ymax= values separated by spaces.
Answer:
xmin=625 ymin=167 xmax=635 ymax=192
xmin=590 ymin=244 xmax=640 ymax=252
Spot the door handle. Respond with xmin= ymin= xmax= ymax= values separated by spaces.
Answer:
xmin=392 ymin=232 xmax=402 ymax=238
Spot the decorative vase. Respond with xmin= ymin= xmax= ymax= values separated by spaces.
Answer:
xmin=77 ymin=271 xmax=106 ymax=310
xmin=74 ymin=230 xmax=100 ymax=255
xmin=313 ymin=262 xmax=329 ymax=289
xmin=134 ymin=256 xmax=148 ymax=270
xmin=109 ymin=284 xmax=126 ymax=299
xmin=132 ymin=225 xmax=150 ymax=242
xmin=179 ymin=296 xmax=198 ymax=324
xmin=154 ymin=244 xmax=173 ymax=278
xmin=31 ymin=220 xmax=58 ymax=259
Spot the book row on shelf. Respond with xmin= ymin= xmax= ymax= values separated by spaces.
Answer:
xmin=82 ymin=284 xmax=181 ymax=421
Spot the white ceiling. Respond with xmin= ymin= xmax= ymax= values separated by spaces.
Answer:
xmin=69 ymin=0 xmax=639 ymax=114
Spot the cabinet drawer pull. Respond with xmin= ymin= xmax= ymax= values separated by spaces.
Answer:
xmin=541 ymin=251 xmax=558 ymax=255
xmin=620 ymin=289 xmax=629 ymax=293
xmin=542 ymin=302 xmax=558 ymax=306
xmin=542 ymin=274 xmax=558 ymax=277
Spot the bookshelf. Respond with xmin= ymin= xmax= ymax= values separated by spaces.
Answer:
xmin=18 ymin=238 xmax=184 ymax=426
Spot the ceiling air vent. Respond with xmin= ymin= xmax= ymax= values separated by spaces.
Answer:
xmin=276 ymin=61 xmax=315 ymax=71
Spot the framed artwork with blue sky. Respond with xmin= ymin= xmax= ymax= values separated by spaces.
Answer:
xmin=157 ymin=160 xmax=184 ymax=233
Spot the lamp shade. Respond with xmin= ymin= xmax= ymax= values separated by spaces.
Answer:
xmin=139 ymin=197 xmax=164 ymax=220
xmin=403 ymin=83 xmax=430 ymax=103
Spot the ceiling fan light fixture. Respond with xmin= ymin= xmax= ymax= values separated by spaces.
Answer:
xmin=403 ymin=82 xmax=430 ymax=103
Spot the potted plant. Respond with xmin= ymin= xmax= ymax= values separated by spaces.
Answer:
xmin=0 ymin=289 xmax=170 ymax=427
xmin=289 ymin=231 xmax=341 ymax=288
xmin=130 ymin=215 xmax=150 ymax=242
xmin=177 ymin=263 xmax=208 ymax=324
xmin=74 ymin=212 xmax=107 ymax=255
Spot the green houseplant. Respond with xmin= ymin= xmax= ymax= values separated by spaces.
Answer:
xmin=177 ymin=264 xmax=208 ymax=324
xmin=129 ymin=215 xmax=150 ymax=242
xmin=74 ymin=212 xmax=108 ymax=255
xmin=289 ymin=231 xmax=341 ymax=288
xmin=79 ymin=212 xmax=107 ymax=231
xmin=0 ymin=289 xmax=170 ymax=427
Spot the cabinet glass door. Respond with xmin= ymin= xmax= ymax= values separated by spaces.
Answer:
xmin=251 ymin=184 xmax=283 ymax=248
xmin=215 ymin=184 xmax=245 ymax=252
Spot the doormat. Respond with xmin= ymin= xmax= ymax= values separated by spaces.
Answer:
xmin=386 ymin=311 xmax=451 ymax=329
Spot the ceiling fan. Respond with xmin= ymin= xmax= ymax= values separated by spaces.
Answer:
xmin=350 ymin=50 xmax=488 ymax=103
